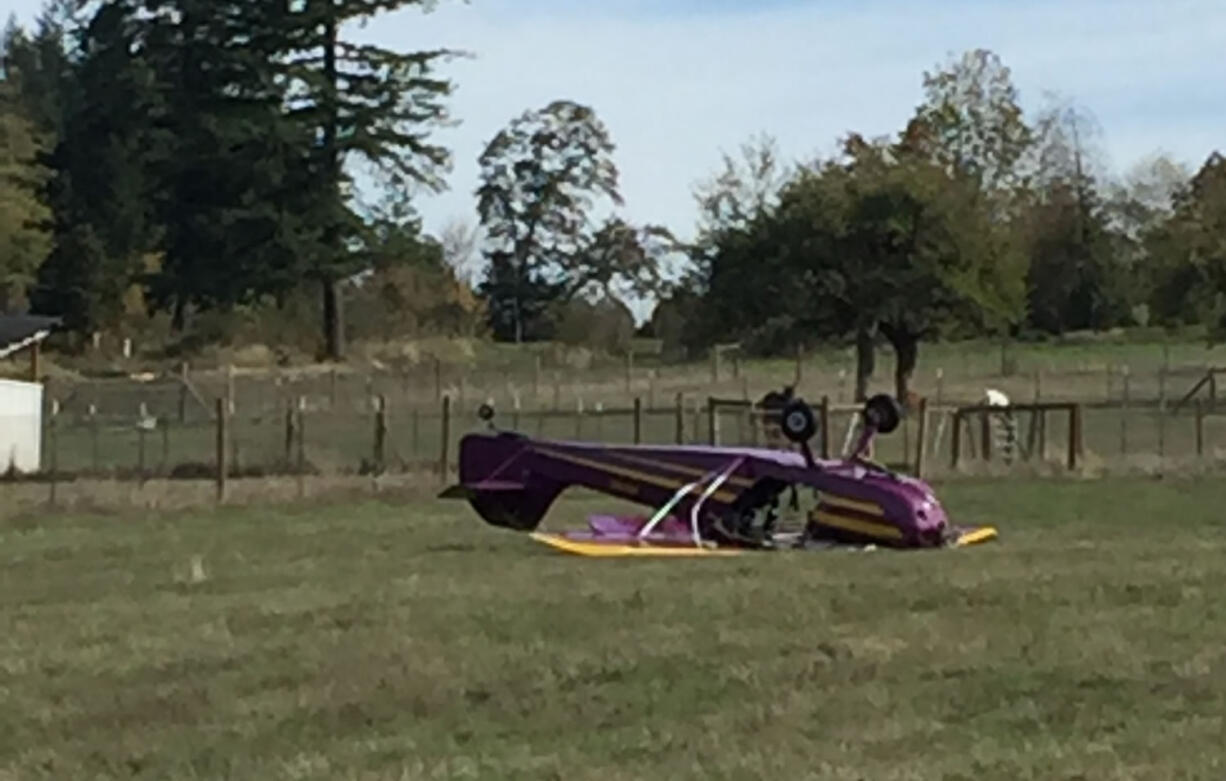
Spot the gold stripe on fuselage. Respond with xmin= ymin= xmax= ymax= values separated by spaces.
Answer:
xmin=536 ymin=447 xmax=741 ymax=504
xmin=809 ymin=510 xmax=903 ymax=541
xmin=609 ymin=452 xmax=755 ymax=488
xmin=819 ymin=494 xmax=885 ymax=517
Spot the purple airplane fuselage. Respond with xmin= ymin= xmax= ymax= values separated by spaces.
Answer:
xmin=443 ymin=431 xmax=952 ymax=548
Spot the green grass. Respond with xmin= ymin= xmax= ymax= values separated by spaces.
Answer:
xmin=4 ymin=478 xmax=1226 ymax=779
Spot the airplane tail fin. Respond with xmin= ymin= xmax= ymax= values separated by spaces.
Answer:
xmin=439 ymin=433 xmax=562 ymax=532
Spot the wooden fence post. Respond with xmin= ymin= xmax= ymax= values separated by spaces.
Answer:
xmin=820 ymin=396 xmax=831 ymax=460
xmin=411 ymin=408 xmax=420 ymax=460
xmin=1120 ymin=367 xmax=1130 ymax=455
xmin=373 ymin=394 xmax=387 ymax=473
xmin=625 ymin=350 xmax=634 ymax=392
xmin=1067 ymin=404 xmax=1081 ymax=471
xmin=674 ymin=392 xmax=684 ymax=444
xmin=633 ymin=397 xmax=642 ymax=444
xmin=707 ymin=397 xmax=719 ymax=445
xmin=47 ymin=401 xmax=58 ymax=508
xmin=1158 ymin=369 xmax=1168 ymax=457
xmin=215 ymin=398 xmax=228 ymax=502
xmin=88 ymin=404 xmax=99 ymax=472
xmin=980 ymin=411 xmax=991 ymax=462
xmin=284 ymin=399 xmax=296 ymax=464
xmin=178 ymin=362 xmax=189 ymax=423
xmin=915 ymin=398 xmax=928 ymax=478
xmin=794 ymin=344 xmax=803 ymax=387
xmin=137 ymin=417 xmax=147 ymax=487
xmin=1196 ymin=400 xmax=1205 ymax=457
xmin=950 ymin=412 xmax=962 ymax=469
xmin=1038 ymin=409 xmax=1047 ymax=461
xmin=1211 ymin=371 xmax=1218 ymax=413
xmin=160 ymin=416 xmax=169 ymax=474
xmin=296 ymin=397 xmax=306 ymax=499
xmin=439 ymin=394 xmax=451 ymax=483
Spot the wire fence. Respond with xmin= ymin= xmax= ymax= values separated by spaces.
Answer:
xmin=23 ymin=387 xmax=1226 ymax=491
xmin=13 ymin=342 xmax=1226 ymax=510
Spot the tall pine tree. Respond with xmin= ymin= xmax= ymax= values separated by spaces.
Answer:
xmin=29 ymin=2 xmax=165 ymax=333
xmin=281 ymin=0 xmax=459 ymax=359
xmin=0 ymin=28 xmax=52 ymax=310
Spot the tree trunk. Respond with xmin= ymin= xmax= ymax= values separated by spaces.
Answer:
xmin=880 ymin=323 xmax=919 ymax=403
xmin=319 ymin=11 xmax=344 ymax=361
xmin=171 ymin=296 xmax=187 ymax=332
xmin=322 ymin=278 xmax=344 ymax=360
xmin=854 ymin=324 xmax=875 ymax=402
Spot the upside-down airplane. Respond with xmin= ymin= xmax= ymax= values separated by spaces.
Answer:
xmin=441 ymin=392 xmax=997 ymax=557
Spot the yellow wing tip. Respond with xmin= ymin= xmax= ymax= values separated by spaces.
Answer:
xmin=953 ymin=526 xmax=999 ymax=547
xmin=529 ymin=532 xmax=743 ymax=558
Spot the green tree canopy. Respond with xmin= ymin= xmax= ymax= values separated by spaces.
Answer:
xmin=476 ymin=99 xmax=625 ymax=342
xmin=0 ymin=66 xmax=52 ymax=309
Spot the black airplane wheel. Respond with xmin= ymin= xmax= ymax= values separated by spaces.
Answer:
xmin=863 ymin=394 xmax=902 ymax=434
xmin=780 ymin=400 xmax=818 ymax=443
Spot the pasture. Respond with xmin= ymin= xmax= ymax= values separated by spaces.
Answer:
xmin=3 ymin=478 xmax=1224 ymax=779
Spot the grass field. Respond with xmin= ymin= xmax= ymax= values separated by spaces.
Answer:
xmin=4 ymin=478 xmax=1226 ymax=779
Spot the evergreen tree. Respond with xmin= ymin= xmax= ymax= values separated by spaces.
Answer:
xmin=29 ymin=2 xmax=164 ymax=332
xmin=0 ymin=45 xmax=52 ymax=310
xmin=140 ymin=0 xmax=318 ymax=330
xmin=281 ymin=0 xmax=459 ymax=359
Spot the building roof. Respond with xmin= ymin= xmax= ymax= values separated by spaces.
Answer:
xmin=0 ymin=315 xmax=61 ymax=360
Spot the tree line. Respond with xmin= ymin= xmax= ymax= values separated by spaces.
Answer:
xmin=654 ymin=52 xmax=1225 ymax=400
xmin=1 ymin=5 xmax=1223 ymax=381
xmin=2 ymin=0 xmax=463 ymax=359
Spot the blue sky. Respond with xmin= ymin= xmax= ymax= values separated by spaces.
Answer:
xmin=8 ymin=0 xmax=1226 ymax=288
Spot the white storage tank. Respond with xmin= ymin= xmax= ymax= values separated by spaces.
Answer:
xmin=0 ymin=378 xmax=43 ymax=473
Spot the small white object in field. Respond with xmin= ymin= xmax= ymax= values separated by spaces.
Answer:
xmin=984 ymin=388 xmax=1010 ymax=407
xmin=189 ymin=555 xmax=207 ymax=584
